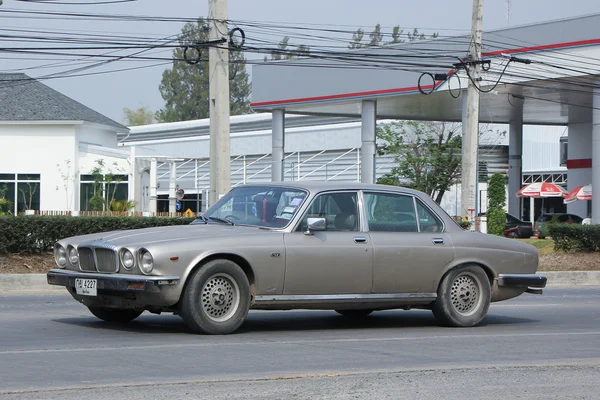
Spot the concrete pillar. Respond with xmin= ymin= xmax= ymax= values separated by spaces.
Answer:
xmin=169 ymin=161 xmax=177 ymax=214
xmin=271 ymin=109 xmax=285 ymax=182
xmin=592 ymin=84 xmax=600 ymax=224
xmin=361 ymin=100 xmax=377 ymax=183
xmin=567 ymin=122 xmax=592 ymax=218
xmin=128 ymin=146 xmax=137 ymax=212
xmin=508 ymin=99 xmax=523 ymax=218
xmin=149 ymin=158 xmax=157 ymax=214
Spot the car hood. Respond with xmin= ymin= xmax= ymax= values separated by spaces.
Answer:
xmin=67 ymin=223 xmax=279 ymax=248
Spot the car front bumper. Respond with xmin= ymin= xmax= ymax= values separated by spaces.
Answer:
xmin=47 ymin=269 xmax=180 ymax=294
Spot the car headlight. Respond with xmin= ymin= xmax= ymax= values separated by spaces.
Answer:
xmin=139 ymin=249 xmax=154 ymax=274
xmin=54 ymin=244 xmax=67 ymax=268
xmin=120 ymin=249 xmax=135 ymax=270
xmin=67 ymin=246 xmax=79 ymax=266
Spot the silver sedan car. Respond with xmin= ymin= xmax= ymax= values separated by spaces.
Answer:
xmin=47 ymin=183 xmax=546 ymax=334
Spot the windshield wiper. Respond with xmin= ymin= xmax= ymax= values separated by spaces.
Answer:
xmin=208 ymin=216 xmax=235 ymax=226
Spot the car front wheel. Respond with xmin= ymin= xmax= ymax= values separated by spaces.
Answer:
xmin=87 ymin=307 xmax=143 ymax=323
xmin=180 ymin=259 xmax=250 ymax=334
xmin=432 ymin=265 xmax=491 ymax=327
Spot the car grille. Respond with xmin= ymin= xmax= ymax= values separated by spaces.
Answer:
xmin=78 ymin=248 xmax=96 ymax=272
xmin=77 ymin=244 xmax=118 ymax=273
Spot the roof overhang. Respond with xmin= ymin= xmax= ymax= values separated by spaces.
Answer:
xmin=251 ymin=14 xmax=600 ymax=125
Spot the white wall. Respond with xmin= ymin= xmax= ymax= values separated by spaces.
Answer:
xmin=567 ymin=122 xmax=592 ymax=218
xmin=0 ymin=123 xmax=78 ymax=211
xmin=78 ymin=124 xmax=119 ymax=148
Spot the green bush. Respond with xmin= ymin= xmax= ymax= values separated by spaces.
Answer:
xmin=486 ymin=173 xmax=506 ymax=236
xmin=549 ymin=224 xmax=600 ymax=252
xmin=0 ymin=215 xmax=195 ymax=254
xmin=487 ymin=208 xmax=506 ymax=236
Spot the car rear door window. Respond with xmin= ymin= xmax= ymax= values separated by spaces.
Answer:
xmin=364 ymin=193 xmax=418 ymax=232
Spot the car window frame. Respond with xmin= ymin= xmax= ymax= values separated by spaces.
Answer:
xmin=360 ymin=190 xmax=445 ymax=233
xmin=293 ymin=190 xmax=363 ymax=233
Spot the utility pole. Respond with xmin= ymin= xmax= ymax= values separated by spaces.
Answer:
xmin=208 ymin=0 xmax=230 ymax=206
xmin=461 ymin=0 xmax=483 ymax=225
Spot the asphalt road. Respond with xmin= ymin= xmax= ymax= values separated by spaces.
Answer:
xmin=1 ymin=288 xmax=600 ymax=399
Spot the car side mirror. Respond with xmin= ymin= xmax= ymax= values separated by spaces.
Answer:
xmin=304 ymin=217 xmax=326 ymax=235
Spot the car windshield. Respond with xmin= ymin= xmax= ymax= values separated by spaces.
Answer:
xmin=199 ymin=186 xmax=308 ymax=229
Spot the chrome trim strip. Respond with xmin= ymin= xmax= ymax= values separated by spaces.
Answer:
xmin=254 ymin=293 xmax=437 ymax=303
xmin=47 ymin=269 xmax=179 ymax=285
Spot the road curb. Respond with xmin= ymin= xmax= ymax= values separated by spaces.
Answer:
xmin=542 ymin=271 xmax=600 ymax=286
xmin=0 ymin=274 xmax=64 ymax=294
xmin=1 ymin=272 xmax=599 ymax=294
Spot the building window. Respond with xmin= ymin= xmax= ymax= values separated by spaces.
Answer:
xmin=80 ymin=174 xmax=129 ymax=211
xmin=0 ymin=173 xmax=41 ymax=215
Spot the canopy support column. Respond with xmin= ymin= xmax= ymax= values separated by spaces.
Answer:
xmin=360 ymin=100 xmax=377 ymax=184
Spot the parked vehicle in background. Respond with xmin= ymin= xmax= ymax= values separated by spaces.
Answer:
xmin=504 ymin=213 xmax=533 ymax=239
xmin=535 ymin=213 xmax=583 ymax=239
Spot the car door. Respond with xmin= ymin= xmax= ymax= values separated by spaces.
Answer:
xmin=364 ymin=191 xmax=455 ymax=294
xmin=283 ymin=191 xmax=373 ymax=295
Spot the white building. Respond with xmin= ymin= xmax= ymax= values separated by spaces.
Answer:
xmin=0 ymin=73 xmax=129 ymax=214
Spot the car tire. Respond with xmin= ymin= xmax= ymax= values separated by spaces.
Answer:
xmin=180 ymin=259 xmax=250 ymax=335
xmin=506 ymin=231 xmax=519 ymax=239
xmin=432 ymin=265 xmax=491 ymax=327
xmin=335 ymin=309 xmax=374 ymax=318
xmin=87 ymin=307 xmax=143 ymax=323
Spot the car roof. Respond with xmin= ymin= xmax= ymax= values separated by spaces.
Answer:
xmin=237 ymin=181 xmax=425 ymax=196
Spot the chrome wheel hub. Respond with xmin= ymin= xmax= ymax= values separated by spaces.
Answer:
xmin=450 ymin=273 xmax=481 ymax=316
xmin=201 ymin=273 xmax=240 ymax=322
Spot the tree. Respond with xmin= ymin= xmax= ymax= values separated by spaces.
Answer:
xmin=377 ymin=121 xmax=462 ymax=204
xmin=348 ymin=25 xmax=438 ymax=49
xmin=157 ymin=19 xmax=251 ymax=122
xmin=86 ymin=160 xmax=136 ymax=212
xmin=123 ymin=106 xmax=155 ymax=126
xmin=487 ymin=173 xmax=506 ymax=236
xmin=265 ymin=36 xmax=311 ymax=61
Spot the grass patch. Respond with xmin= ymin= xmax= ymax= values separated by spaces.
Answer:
xmin=517 ymin=238 xmax=555 ymax=255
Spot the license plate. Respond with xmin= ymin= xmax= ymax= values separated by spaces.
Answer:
xmin=75 ymin=278 xmax=97 ymax=296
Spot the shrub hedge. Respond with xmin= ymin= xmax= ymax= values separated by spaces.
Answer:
xmin=549 ymin=224 xmax=600 ymax=252
xmin=0 ymin=215 xmax=195 ymax=254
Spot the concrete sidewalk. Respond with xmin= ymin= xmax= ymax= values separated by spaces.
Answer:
xmin=1 ymin=272 xmax=599 ymax=294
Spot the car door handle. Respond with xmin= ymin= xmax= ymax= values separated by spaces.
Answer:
xmin=432 ymin=238 xmax=445 ymax=245
xmin=354 ymin=236 xmax=367 ymax=243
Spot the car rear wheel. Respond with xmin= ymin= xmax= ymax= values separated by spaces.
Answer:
xmin=432 ymin=265 xmax=491 ymax=327
xmin=506 ymin=231 xmax=519 ymax=239
xmin=87 ymin=307 xmax=143 ymax=323
xmin=180 ymin=259 xmax=250 ymax=335
xmin=335 ymin=309 xmax=374 ymax=318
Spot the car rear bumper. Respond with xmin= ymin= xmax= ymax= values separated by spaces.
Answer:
xmin=47 ymin=269 xmax=180 ymax=294
xmin=497 ymin=273 xmax=547 ymax=288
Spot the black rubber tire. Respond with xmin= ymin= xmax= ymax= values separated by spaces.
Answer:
xmin=88 ymin=307 xmax=143 ymax=323
xmin=506 ymin=231 xmax=519 ymax=239
xmin=335 ymin=309 xmax=374 ymax=318
xmin=180 ymin=259 xmax=250 ymax=335
xmin=432 ymin=265 xmax=491 ymax=327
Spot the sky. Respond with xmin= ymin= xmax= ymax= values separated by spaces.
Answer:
xmin=1 ymin=0 xmax=599 ymax=125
